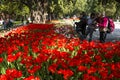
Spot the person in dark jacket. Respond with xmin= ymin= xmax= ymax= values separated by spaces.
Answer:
xmin=75 ymin=12 xmax=87 ymax=40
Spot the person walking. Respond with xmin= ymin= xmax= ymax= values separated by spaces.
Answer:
xmin=3 ymin=19 xmax=8 ymax=29
xmin=96 ymin=13 xmax=108 ymax=43
xmin=85 ymin=12 xmax=97 ymax=42
xmin=75 ymin=12 xmax=87 ymax=41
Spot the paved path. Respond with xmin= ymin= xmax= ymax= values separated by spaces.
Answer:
xmin=63 ymin=20 xmax=120 ymax=42
xmin=91 ymin=22 xmax=120 ymax=42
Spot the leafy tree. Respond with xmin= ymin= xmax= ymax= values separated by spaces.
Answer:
xmin=72 ymin=0 xmax=87 ymax=16
xmin=0 ymin=0 xmax=29 ymax=20
xmin=86 ymin=0 xmax=117 ymax=17
xmin=8 ymin=0 xmax=48 ymax=23
xmin=47 ymin=0 xmax=56 ymax=20
xmin=86 ymin=0 xmax=99 ymax=13
xmin=47 ymin=0 xmax=88 ymax=20
xmin=114 ymin=1 xmax=120 ymax=20
xmin=47 ymin=0 xmax=72 ymax=19
xmin=0 ymin=0 xmax=120 ymax=23
xmin=105 ymin=2 xmax=116 ymax=17
xmin=94 ymin=3 xmax=104 ymax=13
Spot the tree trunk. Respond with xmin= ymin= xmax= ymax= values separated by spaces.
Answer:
xmin=32 ymin=10 xmax=46 ymax=24
xmin=30 ymin=1 xmax=48 ymax=24
xmin=19 ymin=0 xmax=48 ymax=24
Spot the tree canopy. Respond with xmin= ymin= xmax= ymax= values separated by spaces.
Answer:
xmin=0 ymin=0 xmax=120 ymax=23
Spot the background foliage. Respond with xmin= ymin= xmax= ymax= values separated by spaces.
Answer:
xmin=0 ymin=0 xmax=120 ymax=21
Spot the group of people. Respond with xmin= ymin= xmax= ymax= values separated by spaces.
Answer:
xmin=2 ymin=18 xmax=13 ymax=29
xmin=74 ymin=12 xmax=109 ymax=43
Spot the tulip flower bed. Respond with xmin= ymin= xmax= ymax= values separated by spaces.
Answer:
xmin=0 ymin=23 xmax=120 ymax=80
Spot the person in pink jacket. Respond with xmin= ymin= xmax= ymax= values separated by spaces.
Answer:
xmin=96 ymin=13 xmax=108 ymax=43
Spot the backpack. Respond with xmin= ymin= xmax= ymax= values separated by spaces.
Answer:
xmin=107 ymin=18 xmax=115 ymax=33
